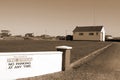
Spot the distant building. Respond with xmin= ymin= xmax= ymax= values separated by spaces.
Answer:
xmin=40 ymin=34 xmax=51 ymax=39
xmin=73 ymin=26 xmax=105 ymax=41
xmin=56 ymin=36 xmax=66 ymax=40
xmin=105 ymin=35 xmax=113 ymax=40
xmin=25 ymin=33 xmax=34 ymax=37
xmin=0 ymin=30 xmax=11 ymax=37
xmin=24 ymin=33 xmax=34 ymax=40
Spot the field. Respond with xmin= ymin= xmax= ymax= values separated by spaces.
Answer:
xmin=0 ymin=40 xmax=113 ymax=80
xmin=0 ymin=40 xmax=110 ymax=63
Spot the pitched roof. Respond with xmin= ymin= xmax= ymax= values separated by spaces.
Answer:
xmin=1 ymin=30 xmax=10 ymax=33
xmin=73 ymin=26 xmax=103 ymax=32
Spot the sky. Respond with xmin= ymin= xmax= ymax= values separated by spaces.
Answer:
xmin=0 ymin=0 xmax=120 ymax=37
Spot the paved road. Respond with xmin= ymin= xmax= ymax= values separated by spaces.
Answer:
xmin=79 ymin=42 xmax=120 ymax=72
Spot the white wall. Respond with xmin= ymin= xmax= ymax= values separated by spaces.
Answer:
xmin=101 ymin=27 xmax=105 ymax=41
xmin=73 ymin=27 xmax=106 ymax=41
xmin=0 ymin=52 xmax=62 ymax=80
xmin=73 ymin=32 xmax=101 ymax=41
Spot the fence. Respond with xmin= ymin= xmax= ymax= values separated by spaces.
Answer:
xmin=0 ymin=46 xmax=72 ymax=80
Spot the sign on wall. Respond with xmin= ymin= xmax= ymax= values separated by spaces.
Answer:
xmin=0 ymin=52 xmax=62 ymax=80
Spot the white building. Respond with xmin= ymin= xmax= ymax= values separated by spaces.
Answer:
xmin=73 ymin=26 xmax=105 ymax=41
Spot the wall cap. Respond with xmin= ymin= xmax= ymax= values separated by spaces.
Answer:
xmin=56 ymin=46 xmax=72 ymax=50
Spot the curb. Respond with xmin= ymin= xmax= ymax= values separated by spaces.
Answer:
xmin=70 ymin=43 xmax=113 ymax=68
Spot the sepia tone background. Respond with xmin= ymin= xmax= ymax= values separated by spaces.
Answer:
xmin=0 ymin=0 xmax=120 ymax=37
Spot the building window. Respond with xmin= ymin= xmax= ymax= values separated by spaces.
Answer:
xmin=89 ymin=33 xmax=94 ymax=35
xmin=79 ymin=33 xmax=84 ymax=35
xmin=96 ymin=32 xmax=99 ymax=35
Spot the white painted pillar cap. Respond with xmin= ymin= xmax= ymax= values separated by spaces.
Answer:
xmin=56 ymin=46 xmax=72 ymax=50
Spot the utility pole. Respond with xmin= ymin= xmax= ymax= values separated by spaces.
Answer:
xmin=65 ymin=30 xmax=67 ymax=36
xmin=93 ymin=0 xmax=96 ymax=26
xmin=65 ymin=30 xmax=67 ymax=40
xmin=45 ymin=29 xmax=47 ymax=35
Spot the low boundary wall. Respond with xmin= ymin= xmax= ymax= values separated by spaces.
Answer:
xmin=0 ymin=51 xmax=63 ymax=80
xmin=0 ymin=46 xmax=72 ymax=80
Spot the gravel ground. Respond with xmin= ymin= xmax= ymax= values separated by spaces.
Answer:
xmin=18 ymin=67 xmax=120 ymax=80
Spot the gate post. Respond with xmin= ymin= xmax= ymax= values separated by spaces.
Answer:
xmin=56 ymin=46 xmax=72 ymax=71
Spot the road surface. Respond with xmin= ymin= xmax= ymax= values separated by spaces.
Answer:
xmin=71 ymin=42 xmax=120 ymax=80
xmin=79 ymin=42 xmax=120 ymax=72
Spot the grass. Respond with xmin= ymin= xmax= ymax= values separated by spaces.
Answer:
xmin=0 ymin=40 xmax=112 ymax=80
xmin=0 ymin=40 xmax=110 ymax=63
